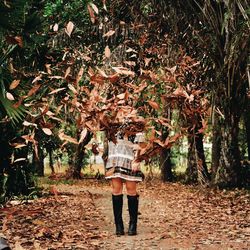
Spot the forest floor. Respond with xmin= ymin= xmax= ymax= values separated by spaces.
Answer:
xmin=0 ymin=178 xmax=250 ymax=250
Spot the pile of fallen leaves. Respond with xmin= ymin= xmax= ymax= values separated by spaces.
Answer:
xmin=1 ymin=179 xmax=249 ymax=249
xmin=0 ymin=185 xmax=109 ymax=250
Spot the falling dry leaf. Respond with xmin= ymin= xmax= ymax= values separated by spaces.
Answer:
xmin=76 ymin=67 xmax=84 ymax=85
xmin=79 ymin=128 xmax=88 ymax=144
xmin=148 ymin=100 xmax=159 ymax=110
xmin=15 ymin=241 xmax=26 ymax=250
xmin=23 ymin=121 xmax=38 ymax=128
xmin=90 ymin=3 xmax=99 ymax=14
xmin=112 ymin=66 xmax=135 ymax=76
xmin=48 ymin=87 xmax=66 ymax=95
xmin=65 ymin=21 xmax=74 ymax=37
xmin=124 ymin=61 xmax=136 ymax=66
xmin=59 ymin=131 xmax=78 ymax=144
xmin=6 ymin=92 xmax=14 ymax=100
xmin=32 ymin=75 xmax=42 ymax=84
xmin=13 ymin=143 xmax=27 ymax=149
xmin=53 ymin=23 xmax=59 ymax=32
xmin=117 ymin=93 xmax=126 ymax=100
xmin=42 ymin=128 xmax=52 ymax=136
xmin=144 ymin=58 xmax=152 ymax=66
xmin=9 ymin=79 xmax=20 ymax=90
xmin=104 ymin=46 xmax=111 ymax=58
xmin=68 ymin=84 xmax=78 ymax=94
xmin=103 ymin=30 xmax=115 ymax=38
xmin=64 ymin=67 xmax=71 ymax=78
xmin=14 ymin=36 xmax=23 ymax=47
xmin=87 ymin=4 xmax=96 ymax=23
xmin=166 ymin=65 xmax=177 ymax=74
xmin=27 ymin=84 xmax=41 ymax=97
xmin=14 ymin=158 xmax=26 ymax=163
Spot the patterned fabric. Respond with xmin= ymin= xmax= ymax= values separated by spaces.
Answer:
xmin=105 ymin=138 xmax=144 ymax=182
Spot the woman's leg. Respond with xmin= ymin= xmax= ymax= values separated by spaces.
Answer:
xmin=125 ymin=180 xmax=137 ymax=196
xmin=111 ymin=178 xmax=123 ymax=195
xmin=125 ymin=180 xmax=139 ymax=236
xmin=111 ymin=178 xmax=124 ymax=235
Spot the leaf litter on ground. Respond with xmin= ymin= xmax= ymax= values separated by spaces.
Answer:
xmin=0 ymin=178 xmax=249 ymax=249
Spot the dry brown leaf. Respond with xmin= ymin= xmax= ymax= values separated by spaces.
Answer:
xmin=144 ymin=58 xmax=152 ymax=66
xmin=27 ymin=84 xmax=41 ymax=97
xmin=65 ymin=21 xmax=74 ymax=37
xmin=79 ymin=128 xmax=88 ymax=144
xmin=148 ymin=100 xmax=159 ymax=110
xmin=65 ymin=67 xmax=71 ymax=78
xmin=59 ymin=131 xmax=78 ymax=144
xmin=53 ymin=23 xmax=59 ymax=32
xmin=104 ymin=46 xmax=111 ymax=58
xmin=164 ymin=133 xmax=181 ymax=147
xmin=45 ymin=64 xmax=52 ymax=74
xmin=76 ymin=67 xmax=84 ymax=85
xmin=134 ymin=81 xmax=148 ymax=93
xmin=90 ymin=3 xmax=99 ymax=14
xmin=112 ymin=66 xmax=135 ymax=76
xmin=13 ymin=143 xmax=27 ymax=149
xmin=124 ymin=61 xmax=136 ymax=66
xmin=13 ymin=158 xmax=26 ymax=163
xmin=87 ymin=4 xmax=96 ymax=23
xmin=23 ymin=121 xmax=38 ymax=128
xmin=166 ymin=65 xmax=177 ymax=74
xmin=117 ymin=93 xmax=125 ymax=100
xmin=68 ymin=84 xmax=78 ymax=94
xmin=103 ymin=30 xmax=115 ymax=38
xmin=42 ymin=128 xmax=52 ymax=136
xmin=6 ymin=92 xmax=14 ymax=100
xmin=15 ymin=241 xmax=26 ymax=250
xmin=49 ymin=76 xmax=64 ymax=80
xmin=9 ymin=79 xmax=20 ymax=90
xmin=32 ymin=75 xmax=42 ymax=84
xmin=48 ymin=87 xmax=66 ymax=95
xmin=14 ymin=36 xmax=23 ymax=47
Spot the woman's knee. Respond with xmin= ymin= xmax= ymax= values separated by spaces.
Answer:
xmin=125 ymin=181 xmax=137 ymax=196
xmin=111 ymin=178 xmax=123 ymax=195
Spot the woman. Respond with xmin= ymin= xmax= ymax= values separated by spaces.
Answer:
xmin=104 ymin=132 xmax=144 ymax=236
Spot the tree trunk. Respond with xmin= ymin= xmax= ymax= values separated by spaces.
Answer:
xmin=160 ymin=126 xmax=173 ymax=182
xmin=211 ymin=112 xmax=221 ymax=180
xmin=0 ymin=123 xmax=13 ymax=196
xmin=244 ymin=99 xmax=250 ymax=161
xmin=186 ymin=135 xmax=198 ymax=183
xmin=215 ymin=114 xmax=242 ymax=187
xmin=33 ymin=145 xmax=45 ymax=177
xmin=69 ymin=130 xmax=92 ymax=179
xmin=160 ymin=147 xmax=173 ymax=182
xmin=160 ymin=106 xmax=173 ymax=182
xmin=186 ymin=132 xmax=210 ymax=185
xmin=102 ymin=135 xmax=108 ymax=167
xmin=48 ymin=148 xmax=55 ymax=174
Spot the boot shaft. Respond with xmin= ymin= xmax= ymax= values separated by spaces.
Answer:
xmin=127 ymin=195 xmax=139 ymax=235
xmin=112 ymin=194 xmax=124 ymax=235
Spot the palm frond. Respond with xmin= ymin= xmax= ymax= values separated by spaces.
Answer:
xmin=0 ymin=84 xmax=25 ymax=126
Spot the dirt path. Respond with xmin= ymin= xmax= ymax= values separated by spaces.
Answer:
xmin=1 ymin=179 xmax=250 ymax=249
xmin=86 ymin=181 xmax=250 ymax=250
xmin=89 ymin=185 xmax=161 ymax=250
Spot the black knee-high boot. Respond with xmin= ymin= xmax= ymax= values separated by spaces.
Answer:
xmin=112 ymin=194 xmax=124 ymax=236
xmin=127 ymin=194 xmax=139 ymax=236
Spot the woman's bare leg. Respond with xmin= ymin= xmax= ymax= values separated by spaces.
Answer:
xmin=125 ymin=180 xmax=137 ymax=196
xmin=111 ymin=178 xmax=123 ymax=195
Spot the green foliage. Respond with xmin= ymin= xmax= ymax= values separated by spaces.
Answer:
xmin=43 ymin=0 xmax=90 ymax=25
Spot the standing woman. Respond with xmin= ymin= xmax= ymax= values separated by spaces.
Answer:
xmin=105 ymin=131 xmax=144 ymax=236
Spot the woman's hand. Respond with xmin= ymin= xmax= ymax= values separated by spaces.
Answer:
xmin=131 ymin=160 xmax=140 ymax=172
